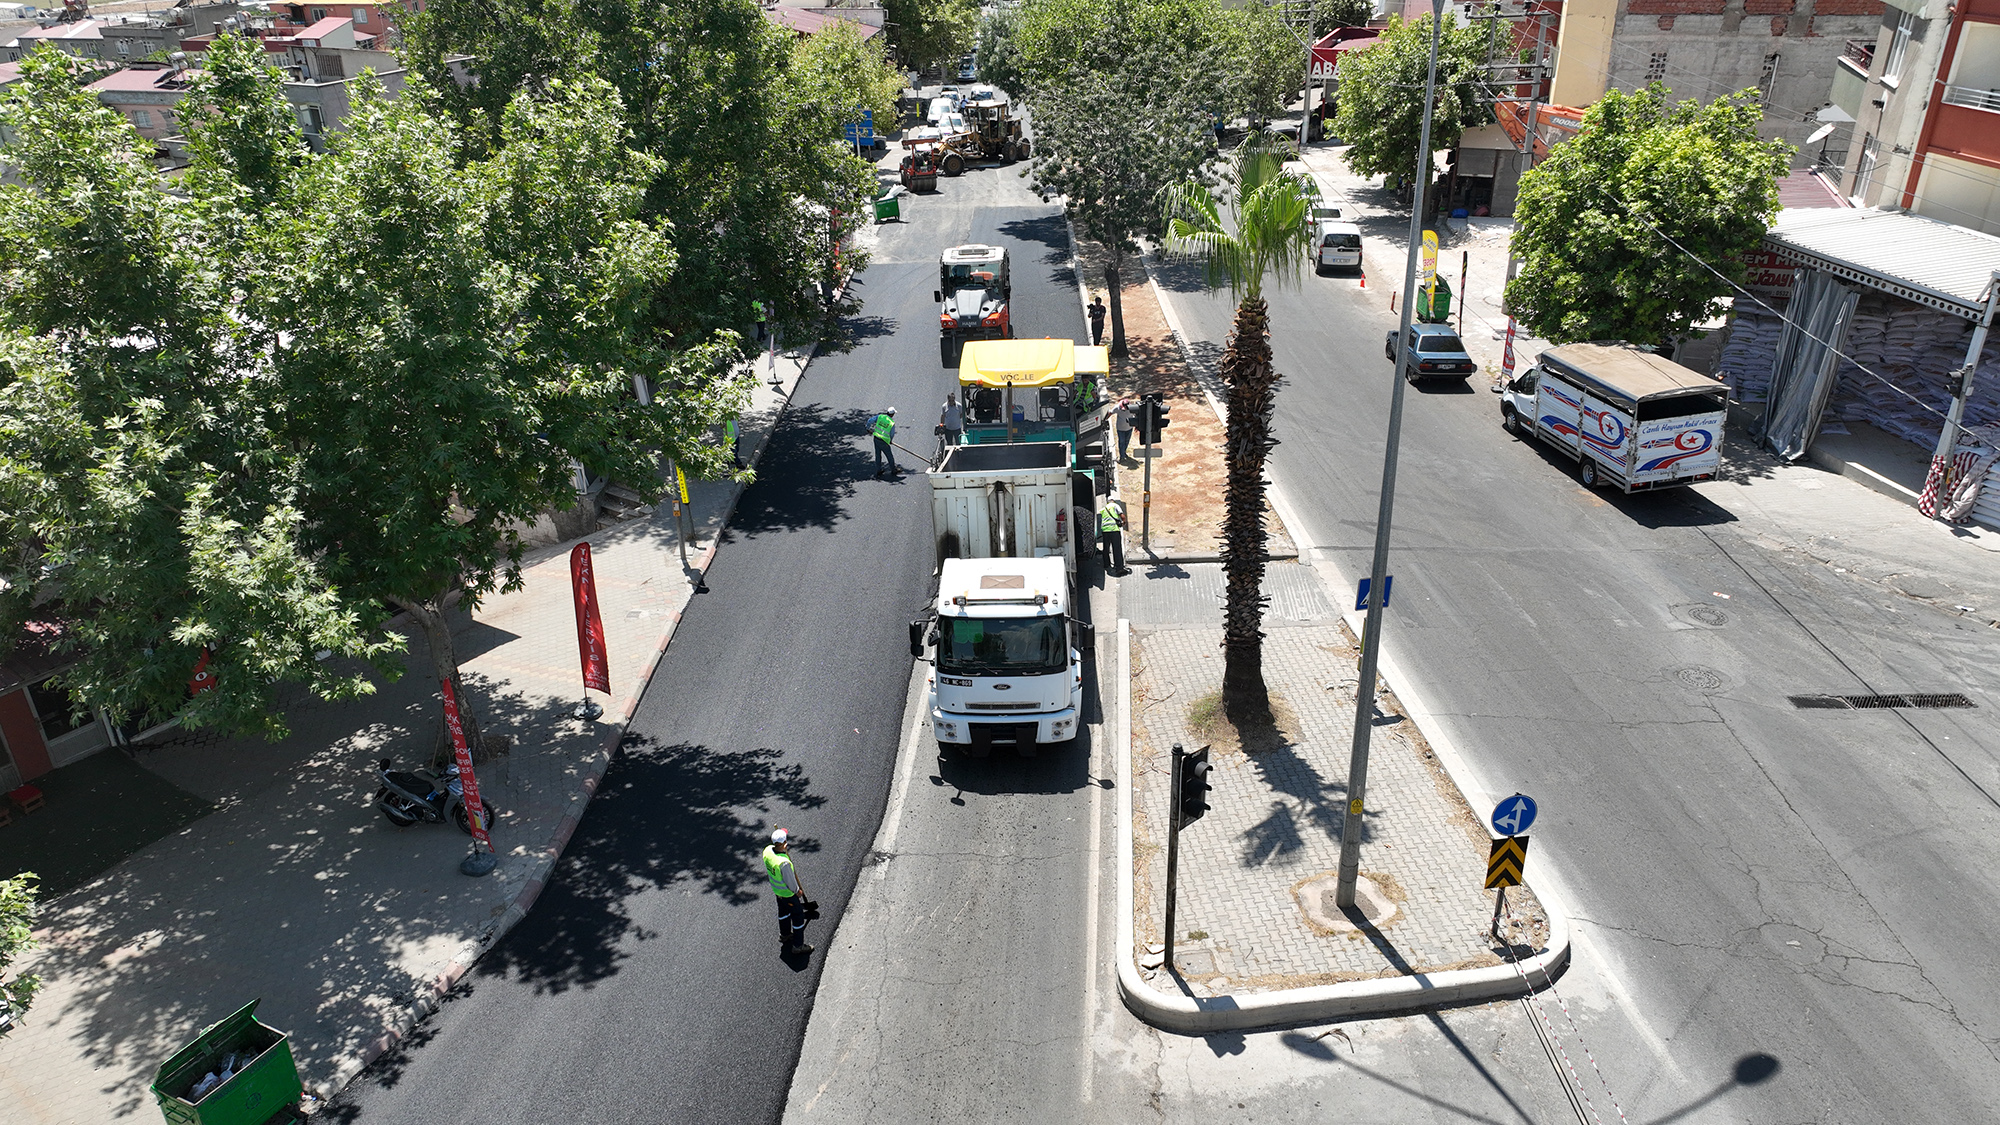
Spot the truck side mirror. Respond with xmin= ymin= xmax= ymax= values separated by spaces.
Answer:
xmin=908 ymin=620 xmax=925 ymax=657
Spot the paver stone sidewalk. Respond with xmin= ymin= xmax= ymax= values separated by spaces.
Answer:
xmin=0 ymin=334 xmax=826 ymax=1123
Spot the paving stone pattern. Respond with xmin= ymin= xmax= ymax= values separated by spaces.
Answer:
xmin=1131 ymin=624 xmax=1547 ymax=996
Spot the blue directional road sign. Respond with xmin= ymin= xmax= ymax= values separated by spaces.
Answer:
xmin=1491 ymin=793 xmax=1537 ymax=836
xmin=1355 ymin=575 xmax=1393 ymax=612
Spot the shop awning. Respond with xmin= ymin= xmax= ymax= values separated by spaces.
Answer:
xmin=1764 ymin=208 xmax=2000 ymax=320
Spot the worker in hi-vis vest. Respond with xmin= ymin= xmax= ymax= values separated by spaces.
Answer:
xmin=763 ymin=828 xmax=814 ymax=957
xmin=1097 ymin=497 xmax=1127 ymax=576
xmin=872 ymin=407 xmax=900 ymax=478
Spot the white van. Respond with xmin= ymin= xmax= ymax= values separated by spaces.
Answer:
xmin=1314 ymin=214 xmax=1362 ymax=272
xmin=1499 ymin=343 xmax=1726 ymax=492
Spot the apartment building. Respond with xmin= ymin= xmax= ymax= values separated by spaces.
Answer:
xmin=1827 ymin=0 xmax=2000 ymax=233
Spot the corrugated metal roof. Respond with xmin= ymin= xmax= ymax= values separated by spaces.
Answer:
xmin=1765 ymin=208 xmax=2000 ymax=319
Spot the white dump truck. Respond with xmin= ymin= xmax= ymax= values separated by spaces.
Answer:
xmin=909 ymin=441 xmax=1094 ymax=749
xmin=1499 ymin=343 xmax=1727 ymax=492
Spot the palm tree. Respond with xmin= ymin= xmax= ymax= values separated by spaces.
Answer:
xmin=1160 ymin=132 xmax=1316 ymax=726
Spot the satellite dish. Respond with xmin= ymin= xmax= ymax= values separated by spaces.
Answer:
xmin=1806 ymin=123 xmax=1836 ymax=145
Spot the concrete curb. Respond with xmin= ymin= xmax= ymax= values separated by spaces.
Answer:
xmin=317 ymin=276 xmax=843 ymax=1100
xmin=1111 ymin=264 xmax=1573 ymax=1035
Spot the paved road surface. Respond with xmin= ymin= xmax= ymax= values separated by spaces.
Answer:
xmin=327 ymin=162 xmax=1084 ymax=1123
xmin=1151 ymin=258 xmax=2000 ymax=1121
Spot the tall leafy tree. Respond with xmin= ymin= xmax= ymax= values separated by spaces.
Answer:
xmin=1332 ymin=14 xmax=1489 ymax=196
xmin=975 ymin=4 xmax=1028 ymax=99
xmin=786 ymin=21 xmax=904 ymax=141
xmin=1506 ymin=84 xmax=1791 ymax=346
xmin=0 ymin=45 xmax=392 ymax=739
xmin=402 ymin=0 xmax=875 ymax=352
xmin=1312 ymin=0 xmax=1375 ymax=38
xmin=1227 ymin=2 xmax=1304 ymax=125
xmin=883 ymin=0 xmax=978 ymax=74
xmin=1161 ymin=133 xmax=1316 ymax=724
xmin=260 ymin=76 xmax=746 ymax=754
xmin=1027 ymin=40 xmax=1221 ymax=356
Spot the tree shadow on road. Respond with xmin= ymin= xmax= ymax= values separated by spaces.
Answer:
xmin=469 ymin=734 xmax=824 ymax=995
xmin=722 ymin=404 xmax=874 ymax=538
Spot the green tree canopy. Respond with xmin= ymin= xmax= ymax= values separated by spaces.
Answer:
xmin=786 ymin=21 xmax=904 ymax=143
xmin=883 ymin=0 xmax=978 ymax=74
xmin=1313 ymin=0 xmax=1375 ymax=39
xmin=1332 ymin=14 xmax=1489 ymax=184
xmin=401 ymin=0 xmax=876 ymax=351
xmin=1505 ymin=84 xmax=1792 ymax=346
xmin=0 ymin=45 xmax=392 ymax=738
xmin=0 ymin=873 xmax=39 ymax=1022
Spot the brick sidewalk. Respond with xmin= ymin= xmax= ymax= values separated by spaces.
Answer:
xmin=1128 ymin=613 xmax=1548 ymax=1000
xmin=0 ymin=324 xmax=829 ymax=1121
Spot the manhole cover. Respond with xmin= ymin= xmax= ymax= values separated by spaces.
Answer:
xmin=1674 ymin=666 xmax=1727 ymax=691
xmin=1682 ymin=604 xmax=1730 ymax=627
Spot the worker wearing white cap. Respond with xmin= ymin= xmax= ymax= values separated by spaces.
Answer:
xmin=762 ymin=828 xmax=814 ymax=956
xmin=872 ymin=407 xmax=901 ymax=478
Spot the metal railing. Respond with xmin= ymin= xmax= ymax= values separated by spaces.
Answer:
xmin=1943 ymin=84 xmax=2000 ymax=113
xmin=1842 ymin=39 xmax=1876 ymax=69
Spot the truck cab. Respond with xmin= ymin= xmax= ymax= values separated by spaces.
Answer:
xmin=937 ymin=245 xmax=1012 ymax=366
xmin=916 ymin=556 xmax=1082 ymax=749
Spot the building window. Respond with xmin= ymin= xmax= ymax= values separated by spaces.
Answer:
xmin=310 ymin=6 xmax=326 ymax=19
xmin=115 ymin=39 xmax=130 ymax=55
xmin=1854 ymin=132 xmax=1879 ymax=197
xmin=1882 ymin=10 xmax=1916 ymax=84
xmin=353 ymin=5 xmax=366 ymax=20
xmin=27 ymin=679 xmax=86 ymax=742
xmin=134 ymin=109 xmax=154 ymax=129
xmin=1759 ymin=53 xmax=1780 ymax=103
xmin=1646 ymin=52 xmax=1667 ymax=83
xmin=297 ymin=103 xmax=323 ymax=133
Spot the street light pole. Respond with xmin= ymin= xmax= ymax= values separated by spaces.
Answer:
xmin=1337 ymin=0 xmax=1446 ymax=910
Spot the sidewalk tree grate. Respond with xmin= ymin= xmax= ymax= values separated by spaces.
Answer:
xmin=1789 ymin=693 xmax=1976 ymax=710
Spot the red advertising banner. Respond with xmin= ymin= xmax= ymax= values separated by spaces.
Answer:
xmin=441 ymin=677 xmax=492 ymax=853
xmin=1500 ymin=318 xmax=1518 ymax=382
xmin=570 ymin=542 xmax=610 ymax=694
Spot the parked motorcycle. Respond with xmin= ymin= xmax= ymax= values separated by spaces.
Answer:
xmin=372 ymin=758 xmax=496 ymax=835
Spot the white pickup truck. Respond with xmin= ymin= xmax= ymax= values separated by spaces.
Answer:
xmin=910 ymin=442 xmax=1092 ymax=749
xmin=1500 ymin=343 xmax=1727 ymax=492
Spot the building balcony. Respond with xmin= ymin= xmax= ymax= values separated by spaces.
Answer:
xmin=1941 ymin=84 xmax=2000 ymax=114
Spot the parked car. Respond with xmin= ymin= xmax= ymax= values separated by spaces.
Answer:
xmin=1384 ymin=322 xmax=1476 ymax=381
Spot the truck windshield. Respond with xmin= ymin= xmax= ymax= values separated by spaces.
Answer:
xmin=939 ymin=616 xmax=1066 ymax=676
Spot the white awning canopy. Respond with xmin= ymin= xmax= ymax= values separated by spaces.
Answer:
xmin=1764 ymin=208 xmax=2000 ymax=320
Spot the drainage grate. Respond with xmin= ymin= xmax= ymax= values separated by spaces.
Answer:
xmin=1789 ymin=693 xmax=1976 ymax=710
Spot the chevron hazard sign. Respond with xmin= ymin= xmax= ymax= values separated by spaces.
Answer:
xmin=1486 ymin=835 xmax=1529 ymax=889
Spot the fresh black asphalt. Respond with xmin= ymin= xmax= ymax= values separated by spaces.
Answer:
xmin=329 ymin=182 xmax=1085 ymax=1124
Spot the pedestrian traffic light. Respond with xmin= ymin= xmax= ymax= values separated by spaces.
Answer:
xmin=1176 ymin=743 xmax=1212 ymax=825
xmin=1138 ymin=393 xmax=1171 ymax=443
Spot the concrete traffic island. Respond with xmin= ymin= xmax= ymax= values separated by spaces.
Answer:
xmin=1114 ymin=616 xmax=1568 ymax=1034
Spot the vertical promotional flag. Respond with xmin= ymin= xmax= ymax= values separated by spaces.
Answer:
xmin=441 ymin=677 xmax=493 ymax=855
xmin=571 ymin=542 xmax=610 ymax=694
xmin=1500 ymin=317 xmax=1518 ymax=382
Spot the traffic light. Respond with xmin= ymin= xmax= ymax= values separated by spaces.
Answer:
xmin=1176 ymin=743 xmax=1212 ymax=825
xmin=1138 ymin=393 xmax=1171 ymax=443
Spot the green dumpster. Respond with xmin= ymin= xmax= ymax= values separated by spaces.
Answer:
xmin=874 ymin=191 xmax=900 ymax=223
xmin=1416 ymin=276 xmax=1452 ymax=322
xmin=152 ymin=1000 xmax=303 ymax=1125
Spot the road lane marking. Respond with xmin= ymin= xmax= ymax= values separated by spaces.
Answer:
xmin=873 ymin=661 xmax=932 ymax=869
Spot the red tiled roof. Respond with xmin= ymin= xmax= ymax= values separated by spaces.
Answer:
xmin=762 ymin=7 xmax=879 ymax=39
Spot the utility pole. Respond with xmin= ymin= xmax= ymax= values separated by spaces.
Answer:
xmin=1337 ymin=0 xmax=1446 ymax=911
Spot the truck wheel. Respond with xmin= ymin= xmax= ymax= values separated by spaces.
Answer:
xmin=942 ymin=153 xmax=964 ymax=176
xmin=1014 ymin=141 xmax=1031 ymax=162
xmin=941 ymin=337 xmax=956 ymax=367
xmin=1579 ymin=459 xmax=1600 ymax=488
xmin=1502 ymin=407 xmax=1520 ymax=436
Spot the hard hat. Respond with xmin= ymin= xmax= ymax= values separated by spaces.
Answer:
xmin=771 ymin=828 xmax=789 ymax=845
xmin=887 ymin=407 xmax=897 ymax=415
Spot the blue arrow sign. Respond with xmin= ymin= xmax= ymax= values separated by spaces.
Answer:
xmin=1355 ymin=575 xmax=1393 ymax=612
xmin=1491 ymin=793 xmax=1537 ymax=836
